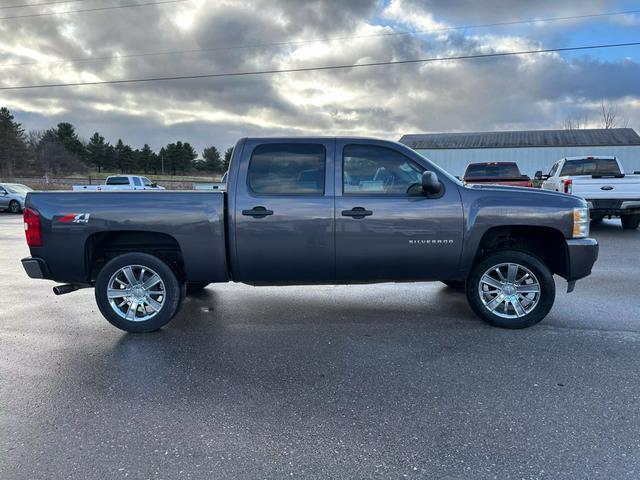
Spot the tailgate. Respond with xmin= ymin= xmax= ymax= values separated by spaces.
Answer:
xmin=571 ymin=175 xmax=640 ymax=200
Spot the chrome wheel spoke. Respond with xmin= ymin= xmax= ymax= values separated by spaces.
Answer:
xmin=516 ymin=284 xmax=540 ymax=294
xmin=511 ymin=297 xmax=526 ymax=317
xmin=122 ymin=266 xmax=137 ymax=286
xmin=481 ymin=274 xmax=503 ymax=290
xmin=108 ymin=288 xmax=131 ymax=299
xmin=144 ymin=295 xmax=163 ymax=312
xmin=142 ymin=274 xmax=161 ymax=290
xmin=485 ymin=293 xmax=506 ymax=312
xmin=125 ymin=301 xmax=139 ymax=320
xmin=507 ymin=263 xmax=518 ymax=283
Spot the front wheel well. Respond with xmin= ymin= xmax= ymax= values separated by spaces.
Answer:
xmin=85 ymin=231 xmax=185 ymax=282
xmin=475 ymin=226 xmax=568 ymax=278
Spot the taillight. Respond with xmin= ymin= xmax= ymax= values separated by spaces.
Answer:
xmin=563 ymin=179 xmax=573 ymax=194
xmin=24 ymin=207 xmax=42 ymax=247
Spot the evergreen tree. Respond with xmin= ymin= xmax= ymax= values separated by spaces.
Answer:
xmin=0 ymin=107 xmax=28 ymax=177
xmin=53 ymin=122 xmax=86 ymax=161
xmin=200 ymin=146 xmax=223 ymax=172
xmin=86 ymin=132 xmax=110 ymax=172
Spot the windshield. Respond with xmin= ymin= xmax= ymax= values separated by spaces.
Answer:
xmin=5 ymin=184 xmax=33 ymax=194
xmin=414 ymin=152 xmax=463 ymax=186
xmin=464 ymin=163 xmax=521 ymax=178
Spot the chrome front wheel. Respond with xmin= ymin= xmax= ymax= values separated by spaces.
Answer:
xmin=466 ymin=250 xmax=555 ymax=329
xmin=478 ymin=263 xmax=541 ymax=319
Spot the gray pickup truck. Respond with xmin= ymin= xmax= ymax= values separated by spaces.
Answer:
xmin=21 ymin=137 xmax=598 ymax=332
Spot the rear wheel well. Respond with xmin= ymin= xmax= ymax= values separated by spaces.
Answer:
xmin=475 ymin=226 xmax=568 ymax=278
xmin=85 ymin=231 xmax=185 ymax=282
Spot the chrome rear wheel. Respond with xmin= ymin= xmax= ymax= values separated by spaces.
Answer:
xmin=95 ymin=253 xmax=182 ymax=333
xmin=107 ymin=265 xmax=166 ymax=322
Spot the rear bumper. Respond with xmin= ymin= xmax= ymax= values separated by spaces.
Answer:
xmin=565 ymin=238 xmax=598 ymax=281
xmin=21 ymin=257 xmax=50 ymax=279
xmin=587 ymin=200 xmax=640 ymax=216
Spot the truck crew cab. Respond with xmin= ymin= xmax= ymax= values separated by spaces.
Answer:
xmin=21 ymin=138 xmax=598 ymax=332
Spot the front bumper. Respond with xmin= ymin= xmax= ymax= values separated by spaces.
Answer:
xmin=565 ymin=238 xmax=599 ymax=282
xmin=21 ymin=257 xmax=50 ymax=279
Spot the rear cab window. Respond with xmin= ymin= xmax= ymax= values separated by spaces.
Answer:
xmin=560 ymin=158 xmax=621 ymax=176
xmin=465 ymin=163 xmax=521 ymax=178
xmin=132 ymin=177 xmax=142 ymax=187
xmin=247 ymin=143 xmax=326 ymax=195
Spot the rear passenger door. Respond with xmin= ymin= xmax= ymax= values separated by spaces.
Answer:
xmin=232 ymin=139 xmax=335 ymax=285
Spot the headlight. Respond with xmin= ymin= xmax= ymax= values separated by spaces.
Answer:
xmin=573 ymin=207 xmax=589 ymax=238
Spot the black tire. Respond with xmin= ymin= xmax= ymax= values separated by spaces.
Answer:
xmin=466 ymin=250 xmax=555 ymax=329
xmin=441 ymin=280 xmax=465 ymax=290
xmin=9 ymin=200 xmax=21 ymax=214
xmin=621 ymin=214 xmax=640 ymax=230
xmin=186 ymin=282 xmax=210 ymax=294
xmin=95 ymin=252 xmax=182 ymax=333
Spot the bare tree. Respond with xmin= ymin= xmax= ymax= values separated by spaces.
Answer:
xmin=600 ymin=100 xmax=630 ymax=129
xmin=562 ymin=112 xmax=589 ymax=130
xmin=600 ymin=100 xmax=619 ymax=129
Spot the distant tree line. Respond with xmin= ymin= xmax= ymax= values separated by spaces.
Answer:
xmin=0 ymin=107 xmax=233 ymax=178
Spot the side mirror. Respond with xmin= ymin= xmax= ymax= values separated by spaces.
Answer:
xmin=422 ymin=171 xmax=443 ymax=195
xmin=534 ymin=170 xmax=543 ymax=180
xmin=151 ymin=183 xmax=158 ymax=188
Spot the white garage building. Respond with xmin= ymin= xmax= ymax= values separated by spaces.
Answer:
xmin=399 ymin=128 xmax=640 ymax=177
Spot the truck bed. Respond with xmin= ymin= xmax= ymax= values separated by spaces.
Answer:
xmin=25 ymin=191 xmax=228 ymax=284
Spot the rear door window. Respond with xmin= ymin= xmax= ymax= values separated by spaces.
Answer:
xmin=247 ymin=144 xmax=326 ymax=195
xmin=132 ymin=177 xmax=142 ymax=187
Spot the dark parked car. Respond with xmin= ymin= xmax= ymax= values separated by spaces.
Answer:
xmin=463 ymin=162 xmax=533 ymax=187
xmin=21 ymin=137 xmax=597 ymax=332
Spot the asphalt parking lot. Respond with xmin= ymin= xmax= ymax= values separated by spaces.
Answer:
xmin=1 ymin=213 xmax=639 ymax=479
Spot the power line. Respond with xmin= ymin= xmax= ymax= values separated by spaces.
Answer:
xmin=1 ymin=8 xmax=638 ymax=67
xmin=1 ymin=41 xmax=638 ymax=91
xmin=0 ymin=0 xmax=90 ymax=10
xmin=0 ymin=0 xmax=187 ymax=20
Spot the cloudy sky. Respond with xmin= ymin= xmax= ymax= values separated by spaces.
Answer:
xmin=1 ymin=0 xmax=639 ymax=154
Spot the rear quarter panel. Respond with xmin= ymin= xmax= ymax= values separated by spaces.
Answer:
xmin=26 ymin=191 xmax=227 ymax=284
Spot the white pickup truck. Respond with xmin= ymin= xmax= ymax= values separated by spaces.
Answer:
xmin=72 ymin=175 xmax=165 ymax=191
xmin=537 ymin=156 xmax=640 ymax=229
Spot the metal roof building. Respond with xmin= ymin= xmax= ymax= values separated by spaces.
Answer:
xmin=399 ymin=128 xmax=640 ymax=177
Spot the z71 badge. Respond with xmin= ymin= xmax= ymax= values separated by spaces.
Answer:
xmin=57 ymin=213 xmax=91 ymax=224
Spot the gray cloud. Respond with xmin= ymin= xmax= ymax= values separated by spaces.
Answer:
xmin=1 ymin=0 xmax=638 ymax=154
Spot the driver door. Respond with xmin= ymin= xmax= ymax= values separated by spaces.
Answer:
xmin=334 ymin=141 xmax=464 ymax=282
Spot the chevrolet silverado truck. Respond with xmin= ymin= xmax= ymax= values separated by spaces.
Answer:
xmin=537 ymin=156 xmax=640 ymax=229
xmin=21 ymin=137 xmax=598 ymax=333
